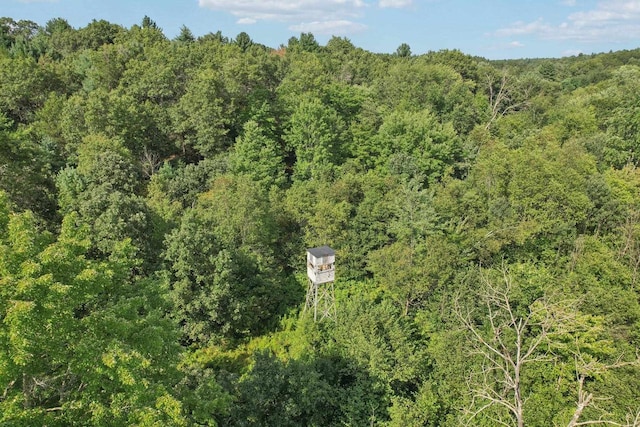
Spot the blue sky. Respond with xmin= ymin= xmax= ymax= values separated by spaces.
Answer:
xmin=4 ymin=0 xmax=640 ymax=59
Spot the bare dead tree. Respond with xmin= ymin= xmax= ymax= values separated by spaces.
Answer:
xmin=567 ymin=351 xmax=640 ymax=427
xmin=455 ymin=268 xmax=553 ymax=427
xmin=484 ymin=72 xmax=532 ymax=131
xmin=140 ymin=147 xmax=162 ymax=178
xmin=456 ymin=266 xmax=640 ymax=427
xmin=567 ymin=373 xmax=593 ymax=427
xmin=618 ymin=209 xmax=640 ymax=286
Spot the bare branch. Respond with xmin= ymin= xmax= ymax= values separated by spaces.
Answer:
xmin=140 ymin=147 xmax=162 ymax=178
xmin=484 ymin=71 xmax=531 ymax=130
xmin=1 ymin=379 xmax=16 ymax=401
xmin=567 ymin=351 xmax=640 ymax=427
xmin=458 ymin=265 xmax=640 ymax=427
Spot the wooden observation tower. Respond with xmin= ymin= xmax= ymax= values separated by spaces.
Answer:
xmin=305 ymin=246 xmax=336 ymax=321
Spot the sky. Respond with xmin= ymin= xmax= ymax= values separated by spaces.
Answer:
xmin=3 ymin=0 xmax=640 ymax=59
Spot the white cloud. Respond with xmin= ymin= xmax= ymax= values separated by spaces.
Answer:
xmin=289 ymin=20 xmax=367 ymax=34
xmin=494 ymin=0 xmax=640 ymax=42
xmin=379 ymin=0 xmax=413 ymax=8
xmin=567 ymin=0 xmax=640 ymax=27
xmin=198 ymin=0 xmax=366 ymax=23
xmin=485 ymin=40 xmax=526 ymax=51
xmin=494 ymin=18 xmax=552 ymax=37
xmin=237 ymin=17 xmax=257 ymax=24
xmin=198 ymin=0 xmax=373 ymax=35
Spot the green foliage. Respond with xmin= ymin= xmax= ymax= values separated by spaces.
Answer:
xmin=375 ymin=61 xmax=479 ymax=133
xmin=164 ymin=175 xmax=295 ymax=344
xmin=233 ymin=31 xmax=252 ymax=52
xmin=1 ymin=17 xmax=640 ymax=425
xmin=229 ymin=120 xmax=286 ymax=189
xmin=369 ymin=236 xmax=458 ymax=315
xmin=230 ymin=351 xmax=337 ymax=426
xmin=172 ymin=67 xmax=230 ymax=157
xmin=277 ymin=51 xmax=331 ymax=107
xmin=439 ymin=137 xmax=597 ymax=264
xmin=287 ymin=33 xmax=320 ymax=54
xmin=284 ymin=96 xmax=345 ymax=181
xmin=0 ymin=208 xmax=195 ymax=425
xmin=77 ymin=19 xmax=123 ymax=50
xmin=56 ymin=134 xmax=155 ymax=265
xmin=175 ymin=25 xmax=195 ymax=44
xmin=367 ymin=109 xmax=462 ymax=185
xmin=395 ymin=43 xmax=411 ymax=58
xmin=0 ymin=56 xmax=52 ymax=123
xmin=332 ymin=297 xmax=428 ymax=389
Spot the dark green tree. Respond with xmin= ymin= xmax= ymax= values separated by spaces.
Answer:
xmin=395 ymin=42 xmax=411 ymax=57
xmin=0 ymin=201 xmax=194 ymax=425
xmin=0 ymin=115 xmax=58 ymax=222
xmin=175 ymin=24 xmax=195 ymax=43
xmin=284 ymin=97 xmax=345 ymax=181
xmin=56 ymin=134 xmax=155 ymax=265
xmin=171 ymin=66 xmax=231 ymax=157
xmin=141 ymin=15 xmax=159 ymax=30
xmin=370 ymin=109 xmax=462 ymax=185
xmin=76 ymin=19 xmax=123 ymax=50
xmin=229 ymin=120 xmax=286 ymax=189
xmin=234 ymin=31 xmax=252 ymax=52
xmin=164 ymin=175 xmax=293 ymax=343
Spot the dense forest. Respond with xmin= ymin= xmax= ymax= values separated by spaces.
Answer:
xmin=1 ymin=15 xmax=640 ymax=426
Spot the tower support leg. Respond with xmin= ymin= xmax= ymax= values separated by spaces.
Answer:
xmin=305 ymin=280 xmax=335 ymax=321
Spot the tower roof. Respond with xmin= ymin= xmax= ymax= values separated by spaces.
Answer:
xmin=307 ymin=245 xmax=335 ymax=258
